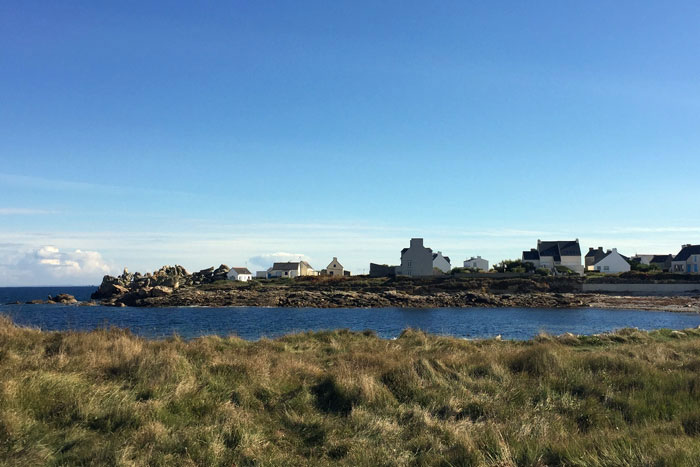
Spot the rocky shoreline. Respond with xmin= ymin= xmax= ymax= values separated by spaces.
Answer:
xmin=10 ymin=265 xmax=700 ymax=312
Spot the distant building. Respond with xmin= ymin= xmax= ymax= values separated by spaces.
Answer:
xmin=630 ymin=254 xmax=655 ymax=265
xmin=522 ymin=239 xmax=584 ymax=274
xmin=321 ymin=257 xmax=349 ymax=277
xmin=396 ymin=238 xmax=434 ymax=277
xmin=630 ymin=254 xmax=674 ymax=272
xmin=255 ymin=271 xmax=268 ymax=279
xmin=267 ymin=261 xmax=318 ymax=278
xmin=592 ymin=249 xmax=630 ymax=274
xmin=585 ymin=247 xmax=607 ymax=271
xmin=432 ymin=251 xmax=451 ymax=274
xmin=369 ymin=263 xmax=397 ymax=277
xmin=227 ymin=267 xmax=252 ymax=282
xmin=671 ymin=244 xmax=700 ymax=273
xmin=464 ymin=256 xmax=489 ymax=271
xmin=649 ymin=254 xmax=673 ymax=272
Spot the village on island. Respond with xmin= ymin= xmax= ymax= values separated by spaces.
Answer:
xmin=225 ymin=238 xmax=700 ymax=282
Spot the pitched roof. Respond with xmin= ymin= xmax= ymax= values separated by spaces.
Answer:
xmin=586 ymin=248 xmax=607 ymax=264
xmin=650 ymin=254 xmax=673 ymax=264
xmin=232 ymin=267 xmax=251 ymax=274
xmin=673 ymin=245 xmax=700 ymax=262
xmin=522 ymin=249 xmax=540 ymax=261
xmin=401 ymin=248 xmax=408 ymax=255
xmin=538 ymin=241 xmax=581 ymax=261
xmin=594 ymin=250 xmax=629 ymax=265
xmin=271 ymin=262 xmax=300 ymax=271
xmin=432 ymin=253 xmax=451 ymax=263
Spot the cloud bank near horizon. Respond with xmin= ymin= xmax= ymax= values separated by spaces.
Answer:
xmin=0 ymin=245 xmax=114 ymax=286
xmin=0 ymin=223 xmax=698 ymax=285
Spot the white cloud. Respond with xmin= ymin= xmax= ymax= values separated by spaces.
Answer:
xmin=247 ymin=252 xmax=311 ymax=270
xmin=0 ymin=245 xmax=114 ymax=286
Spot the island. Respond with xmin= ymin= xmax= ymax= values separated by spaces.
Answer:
xmin=83 ymin=265 xmax=700 ymax=312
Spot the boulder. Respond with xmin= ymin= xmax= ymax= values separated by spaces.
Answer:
xmin=92 ymin=282 xmax=129 ymax=299
xmin=150 ymin=286 xmax=173 ymax=297
xmin=48 ymin=294 xmax=78 ymax=304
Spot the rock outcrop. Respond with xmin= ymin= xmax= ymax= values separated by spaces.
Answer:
xmin=91 ymin=265 xmax=230 ymax=305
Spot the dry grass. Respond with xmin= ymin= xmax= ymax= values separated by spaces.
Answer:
xmin=2 ymin=315 xmax=700 ymax=465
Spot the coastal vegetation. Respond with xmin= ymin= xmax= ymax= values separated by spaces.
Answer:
xmin=2 ymin=316 xmax=700 ymax=465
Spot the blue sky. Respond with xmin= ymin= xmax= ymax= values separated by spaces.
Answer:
xmin=1 ymin=1 xmax=699 ymax=285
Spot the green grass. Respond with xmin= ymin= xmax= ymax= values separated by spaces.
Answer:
xmin=2 ymin=316 xmax=700 ymax=465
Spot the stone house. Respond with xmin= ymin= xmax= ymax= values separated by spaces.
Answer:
xmin=396 ymin=238 xmax=434 ymax=277
xmin=322 ymin=257 xmax=349 ymax=276
xmin=585 ymin=247 xmax=607 ymax=271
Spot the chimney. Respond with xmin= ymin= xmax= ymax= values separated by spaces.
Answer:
xmin=333 ymin=257 xmax=338 ymax=261
xmin=589 ymin=247 xmax=594 ymax=252
xmin=410 ymin=238 xmax=424 ymax=248
xmin=612 ymin=248 xmax=617 ymax=253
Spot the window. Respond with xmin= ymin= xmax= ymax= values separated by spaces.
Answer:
xmin=407 ymin=260 xmax=412 ymax=267
xmin=604 ymin=266 xmax=609 ymax=271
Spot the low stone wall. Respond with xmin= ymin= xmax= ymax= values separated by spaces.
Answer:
xmin=582 ymin=283 xmax=700 ymax=295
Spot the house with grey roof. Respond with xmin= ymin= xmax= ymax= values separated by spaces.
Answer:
xmin=396 ymin=238 xmax=434 ymax=277
xmin=585 ymin=247 xmax=607 ymax=271
xmin=649 ymin=254 xmax=673 ymax=272
xmin=432 ymin=251 xmax=451 ymax=273
xmin=522 ymin=239 xmax=584 ymax=274
xmin=671 ymin=245 xmax=700 ymax=273
xmin=267 ymin=261 xmax=318 ymax=278
xmin=227 ymin=267 xmax=253 ymax=282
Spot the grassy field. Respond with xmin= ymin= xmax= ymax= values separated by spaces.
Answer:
xmin=2 ymin=316 xmax=700 ymax=466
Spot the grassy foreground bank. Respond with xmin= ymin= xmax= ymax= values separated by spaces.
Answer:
xmin=1 ymin=318 xmax=700 ymax=466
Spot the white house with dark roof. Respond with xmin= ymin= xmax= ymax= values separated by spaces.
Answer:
xmin=227 ymin=267 xmax=253 ymax=282
xmin=592 ymin=249 xmax=630 ymax=274
xmin=396 ymin=238 xmax=434 ymax=277
xmin=671 ymin=244 xmax=700 ymax=273
xmin=267 ymin=261 xmax=318 ymax=278
xmin=522 ymin=239 xmax=584 ymax=274
xmin=464 ymin=256 xmax=489 ymax=271
xmin=432 ymin=251 xmax=451 ymax=273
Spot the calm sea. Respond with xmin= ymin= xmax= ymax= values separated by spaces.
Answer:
xmin=1 ymin=287 xmax=699 ymax=341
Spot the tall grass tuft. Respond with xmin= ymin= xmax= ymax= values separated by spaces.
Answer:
xmin=2 ymin=316 xmax=700 ymax=465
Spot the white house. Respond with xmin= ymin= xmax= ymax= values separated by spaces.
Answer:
xmin=396 ymin=238 xmax=434 ymax=277
xmin=671 ymin=244 xmax=700 ymax=273
xmin=432 ymin=251 xmax=451 ymax=273
xmin=464 ymin=256 xmax=489 ymax=271
xmin=592 ymin=249 xmax=630 ymax=274
xmin=522 ymin=239 xmax=584 ymax=274
xmin=227 ymin=267 xmax=253 ymax=282
xmin=267 ymin=261 xmax=318 ymax=278
xmin=322 ymin=257 xmax=348 ymax=276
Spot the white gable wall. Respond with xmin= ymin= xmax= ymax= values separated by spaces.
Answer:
xmin=594 ymin=250 xmax=630 ymax=274
xmin=433 ymin=252 xmax=451 ymax=273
